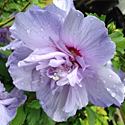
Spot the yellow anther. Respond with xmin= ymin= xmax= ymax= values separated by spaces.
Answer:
xmin=53 ymin=73 xmax=59 ymax=81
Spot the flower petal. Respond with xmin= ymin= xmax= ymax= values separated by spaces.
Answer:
xmin=77 ymin=16 xmax=115 ymax=65
xmin=60 ymin=8 xmax=84 ymax=47
xmin=60 ymin=8 xmax=115 ymax=65
xmin=84 ymin=59 xmax=124 ymax=107
xmin=37 ymin=80 xmax=88 ymax=122
xmin=10 ymin=5 xmax=63 ymax=50
xmin=44 ymin=4 xmax=66 ymax=18
xmin=0 ymin=87 xmax=26 ymax=125
xmin=0 ymin=82 xmax=5 ymax=92
xmin=49 ymin=59 xmax=65 ymax=67
xmin=7 ymin=47 xmax=43 ymax=91
xmin=67 ymin=67 xmax=78 ymax=86
xmin=107 ymin=61 xmax=125 ymax=82
xmin=0 ymin=39 xmax=23 ymax=51
xmin=53 ymin=0 xmax=74 ymax=13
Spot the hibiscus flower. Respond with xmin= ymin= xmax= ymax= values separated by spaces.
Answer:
xmin=1 ymin=0 xmax=124 ymax=122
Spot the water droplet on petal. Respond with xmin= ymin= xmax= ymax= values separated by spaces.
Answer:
xmin=27 ymin=29 xmax=31 ymax=33
xmin=19 ymin=23 xmax=23 ymax=26
xmin=35 ymin=14 xmax=38 ymax=17
xmin=41 ymin=101 xmax=44 ymax=105
xmin=115 ymin=81 xmax=119 ymax=84
xmin=40 ymin=27 xmax=44 ymax=31
xmin=22 ymin=83 xmax=24 ymax=85
xmin=103 ymin=80 xmax=106 ymax=83
xmin=31 ymin=56 xmax=35 ymax=61
xmin=79 ymin=84 xmax=82 ymax=87
xmin=91 ymin=18 xmax=93 ymax=21
xmin=98 ymin=29 xmax=101 ymax=32
xmin=108 ymin=75 xmax=112 ymax=78
xmin=77 ymin=13 xmax=80 ymax=17
xmin=18 ymin=62 xmax=21 ymax=67
xmin=106 ymin=88 xmax=110 ymax=92
xmin=61 ymin=118 xmax=65 ymax=121
xmin=11 ymin=47 xmax=14 ymax=50
xmin=111 ymin=93 xmax=116 ymax=97
xmin=123 ymin=79 xmax=125 ymax=82
xmin=74 ymin=30 xmax=77 ymax=34
xmin=113 ymin=85 xmax=115 ymax=88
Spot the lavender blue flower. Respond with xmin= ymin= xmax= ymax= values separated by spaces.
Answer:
xmin=107 ymin=60 xmax=125 ymax=93
xmin=106 ymin=61 xmax=125 ymax=107
xmin=0 ymin=27 xmax=11 ymax=44
xmin=0 ymin=27 xmax=11 ymax=58
xmin=0 ymin=81 xmax=27 ymax=125
xmin=107 ymin=61 xmax=125 ymax=83
xmin=1 ymin=0 xmax=124 ymax=122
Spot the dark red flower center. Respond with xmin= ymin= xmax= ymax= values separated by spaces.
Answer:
xmin=67 ymin=47 xmax=82 ymax=57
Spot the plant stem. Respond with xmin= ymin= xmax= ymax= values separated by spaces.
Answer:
xmin=115 ymin=108 xmax=124 ymax=124
xmin=0 ymin=1 xmax=31 ymax=28
xmin=75 ymin=0 xmax=86 ymax=9
xmin=25 ymin=94 xmax=36 ymax=105
xmin=20 ymin=1 xmax=31 ymax=12
xmin=0 ymin=0 xmax=9 ymax=17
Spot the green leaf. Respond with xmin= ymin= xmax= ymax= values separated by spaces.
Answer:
xmin=0 ymin=57 xmax=10 ymax=79
xmin=116 ymin=47 xmax=125 ymax=55
xmin=9 ymin=105 xmax=27 ymax=125
xmin=85 ymin=107 xmax=96 ymax=125
xmin=99 ymin=15 xmax=106 ymax=22
xmin=27 ymin=109 xmax=41 ymax=125
xmin=0 ymin=50 xmax=12 ymax=56
xmin=39 ymin=109 xmax=55 ymax=125
xmin=107 ymin=22 xmax=116 ymax=34
xmin=85 ymin=12 xmax=106 ymax=22
xmin=108 ymin=31 xmax=124 ymax=43
xmin=108 ymin=106 xmax=116 ymax=121
xmin=28 ymin=99 xmax=41 ymax=109
xmin=30 ymin=0 xmax=39 ymax=4
xmin=73 ymin=119 xmax=81 ymax=125
xmin=116 ymin=38 xmax=125 ymax=49
xmin=79 ymin=118 xmax=85 ymax=125
xmin=111 ymin=59 xmax=121 ymax=72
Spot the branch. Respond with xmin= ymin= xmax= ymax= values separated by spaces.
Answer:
xmin=25 ymin=94 xmax=36 ymax=105
xmin=0 ymin=1 xmax=31 ymax=28
xmin=75 ymin=0 xmax=86 ymax=9
xmin=0 ymin=0 xmax=9 ymax=17
xmin=115 ymin=108 xmax=125 ymax=124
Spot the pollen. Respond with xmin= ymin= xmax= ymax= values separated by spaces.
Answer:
xmin=53 ymin=73 xmax=59 ymax=81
